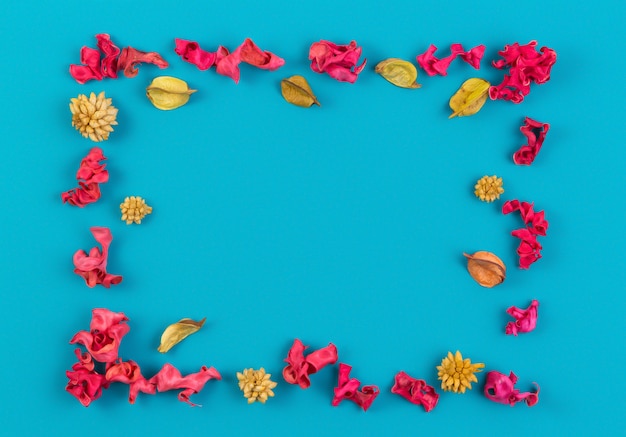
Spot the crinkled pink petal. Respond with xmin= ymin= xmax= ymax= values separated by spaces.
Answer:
xmin=505 ymin=300 xmax=539 ymax=335
xmin=72 ymin=227 xmax=123 ymax=288
xmin=283 ymin=339 xmax=338 ymax=389
xmin=484 ymin=371 xmax=539 ymax=407
xmin=239 ymin=38 xmax=285 ymax=70
xmin=459 ymin=44 xmax=486 ymax=69
xmin=70 ymin=46 xmax=103 ymax=84
xmin=61 ymin=182 xmax=102 ymax=207
xmin=416 ymin=43 xmax=485 ymax=76
xmin=70 ymin=308 xmax=129 ymax=363
xmin=174 ymin=38 xmax=217 ymax=70
xmin=309 ymin=40 xmax=366 ymax=83
xmin=62 ymin=147 xmax=108 ymax=207
xmin=148 ymin=364 xmax=221 ymax=406
xmin=117 ymin=46 xmax=168 ymax=78
xmin=503 ymin=200 xmax=548 ymax=269
xmin=514 ymin=117 xmax=550 ymax=165
xmin=332 ymin=363 xmax=379 ymax=411
xmin=66 ymin=367 xmax=109 ymax=407
xmin=105 ymin=359 xmax=156 ymax=403
xmin=96 ymin=34 xmax=120 ymax=78
xmin=71 ymin=348 xmax=95 ymax=372
xmin=391 ymin=371 xmax=439 ymax=412
xmin=215 ymin=45 xmax=242 ymax=83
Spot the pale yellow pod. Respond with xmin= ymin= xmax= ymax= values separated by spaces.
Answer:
xmin=146 ymin=76 xmax=196 ymax=110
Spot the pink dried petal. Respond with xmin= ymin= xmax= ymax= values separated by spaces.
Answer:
xmin=148 ymin=364 xmax=221 ymax=406
xmin=66 ymin=366 xmax=109 ymax=407
xmin=309 ymin=40 xmax=366 ymax=83
xmin=484 ymin=371 xmax=539 ymax=407
xmin=75 ymin=147 xmax=109 ymax=184
xmin=174 ymin=38 xmax=217 ymax=70
xmin=391 ymin=371 xmax=439 ymax=412
xmin=105 ymin=359 xmax=156 ymax=403
xmin=239 ymin=38 xmax=285 ymax=70
xmin=72 ymin=227 xmax=123 ymax=288
xmin=96 ymin=34 xmax=120 ymax=78
xmin=332 ymin=363 xmax=379 ymax=411
xmin=417 ymin=43 xmax=485 ymax=76
xmin=415 ymin=44 xmax=440 ymax=76
xmin=70 ymin=308 xmax=129 ymax=363
xmin=215 ymin=45 xmax=242 ymax=83
xmin=70 ymin=46 xmax=103 ymax=84
xmin=71 ymin=348 xmax=95 ymax=372
xmin=505 ymin=300 xmax=539 ymax=335
xmin=459 ymin=44 xmax=486 ymax=69
xmin=61 ymin=182 xmax=102 ymax=207
xmin=514 ymin=117 xmax=550 ymax=165
xmin=282 ymin=339 xmax=338 ymax=389
xmin=117 ymin=46 xmax=168 ymax=78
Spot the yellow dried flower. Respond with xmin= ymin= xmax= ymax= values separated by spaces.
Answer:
xmin=120 ymin=196 xmax=152 ymax=224
xmin=474 ymin=175 xmax=504 ymax=202
xmin=236 ymin=368 xmax=277 ymax=404
xmin=70 ymin=91 xmax=118 ymax=142
xmin=437 ymin=350 xmax=484 ymax=393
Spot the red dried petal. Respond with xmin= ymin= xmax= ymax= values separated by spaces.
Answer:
xmin=484 ymin=371 xmax=539 ymax=407
xmin=72 ymin=227 xmax=123 ymax=288
xmin=66 ymin=367 xmax=109 ymax=407
xmin=416 ymin=43 xmax=485 ymax=76
xmin=96 ymin=34 xmax=120 ymax=78
xmin=117 ymin=46 xmax=168 ymax=78
xmin=105 ymin=359 xmax=156 ymax=403
xmin=514 ymin=117 xmax=550 ymax=165
xmin=148 ymin=364 xmax=221 ymax=406
xmin=61 ymin=182 xmax=102 ymax=207
xmin=505 ymin=300 xmax=539 ymax=335
xmin=69 ymin=308 xmax=129 ymax=363
xmin=62 ymin=147 xmax=108 ymax=207
xmin=70 ymin=46 xmax=103 ymax=84
xmin=391 ymin=371 xmax=439 ymax=412
xmin=331 ymin=363 xmax=379 ymax=411
xmin=238 ymin=38 xmax=285 ymax=70
xmin=282 ymin=339 xmax=338 ymax=389
xmin=309 ymin=40 xmax=366 ymax=83
xmin=174 ymin=38 xmax=217 ymax=70
xmin=503 ymin=200 xmax=548 ymax=268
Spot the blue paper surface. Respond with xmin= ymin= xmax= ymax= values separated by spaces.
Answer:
xmin=1 ymin=0 xmax=624 ymax=435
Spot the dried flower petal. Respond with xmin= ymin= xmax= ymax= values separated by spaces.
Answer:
xmin=157 ymin=317 xmax=206 ymax=353
xmin=391 ymin=371 xmax=439 ymax=412
xmin=309 ymin=40 xmax=366 ymax=83
xmin=505 ymin=300 xmax=539 ymax=336
xmin=69 ymin=91 xmax=118 ymax=142
xmin=70 ymin=308 xmax=129 ymax=363
xmin=474 ymin=175 xmax=504 ymax=202
xmin=449 ymin=78 xmax=490 ymax=118
xmin=436 ymin=350 xmax=484 ymax=393
xmin=503 ymin=200 xmax=548 ymax=269
xmin=148 ymin=363 xmax=221 ymax=406
xmin=72 ymin=227 xmax=122 ymax=288
xmin=120 ymin=196 xmax=153 ymax=224
xmin=97 ymin=34 xmax=120 ymax=78
xmin=375 ymin=58 xmax=421 ymax=89
xmin=105 ymin=359 xmax=156 ymax=403
xmin=484 ymin=371 xmax=539 ymax=406
xmin=62 ymin=147 xmax=109 ymax=207
xmin=117 ymin=46 xmax=168 ymax=78
xmin=463 ymin=251 xmax=506 ymax=288
xmin=281 ymin=75 xmax=320 ymax=107
xmin=416 ymin=44 xmax=485 ymax=76
xmin=174 ymin=38 xmax=217 ymax=70
xmin=332 ymin=363 xmax=379 ymax=411
xmin=282 ymin=339 xmax=338 ymax=389
xmin=236 ymin=368 xmax=278 ymax=404
xmin=513 ymin=117 xmax=550 ymax=165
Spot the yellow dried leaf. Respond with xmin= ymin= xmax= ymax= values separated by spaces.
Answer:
xmin=374 ymin=58 xmax=421 ymax=89
xmin=449 ymin=78 xmax=490 ymax=118
xmin=157 ymin=317 xmax=206 ymax=353
xmin=146 ymin=76 xmax=196 ymax=110
xmin=280 ymin=75 xmax=320 ymax=107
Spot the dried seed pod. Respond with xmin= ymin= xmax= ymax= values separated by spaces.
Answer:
xmin=146 ymin=76 xmax=196 ymax=110
xmin=449 ymin=78 xmax=490 ymax=118
xmin=157 ymin=317 xmax=206 ymax=353
xmin=281 ymin=75 xmax=320 ymax=107
xmin=463 ymin=251 xmax=506 ymax=288
xmin=375 ymin=58 xmax=421 ymax=89
xmin=70 ymin=91 xmax=118 ymax=142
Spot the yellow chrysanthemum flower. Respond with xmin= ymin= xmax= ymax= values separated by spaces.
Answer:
xmin=474 ymin=175 xmax=504 ymax=202
xmin=236 ymin=368 xmax=277 ymax=404
xmin=437 ymin=350 xmax=484 ymax=393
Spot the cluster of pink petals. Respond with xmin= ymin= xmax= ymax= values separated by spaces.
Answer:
xmin=391 ymin=371 xmax=439 ymax=412
xmin=513 ymin=117 xmax=550 ymax=165
xmin=332 ymin=363 xmax=379 ymax=411
xmin=70 ymin=34 xmax=168 ymax=84
xmin=503 ymin=200 xmax=548 ymax=269
xmin=66 ymin=308 xmax=221 ymax=407
xmin=489 ymin=41 xmax=557 ymax=103
xmin=62 ymin=147 xmax=109 ymax=207
xmin=282 ymin=339 xmax=338 ymax=389
xmin=174 ymin=38 xmax=285 ymax=83
xmin=505 ymin=300 xmax=539 ymax=336
xmin=416 ymin=43 xmax=485 ymax=76
xmin=72 ymin=227 xmax=123 ymax=288
xmin=309 ymin=40 xmax=366 ymax=83
xmin=484 ymin=371 xmax=539 ymax=407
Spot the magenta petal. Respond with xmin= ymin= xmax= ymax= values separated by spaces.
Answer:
xmin=96 ymin=34 xmax=120 ymax=78
xmin=309 ymin=40 xmax=366 ymax=83
xmin=391 ymin=371 xmax=439 ymax=412
xmin=148 ymin=364 xmax=221 ymax=406
xmin=215 ymin=45 xmax=242 ymax=83
xmin=72 ymin=228 xmax=122 ymax=288
xmin=332 ymin=363 xmax=379 ymax=411
xmin=238 ymin=38 xmax=285 ymax=70
xmin=174 ymin=38 xmax=217 ymax=70
xmin=505 ymin=300 xmax=539 ymax=335
xmin=484 ymin=371 xmax=539 ymax=407
xmin=118 ymin=46 xmax=168 ymax=78
xmin=282 ymin=339 xmax=338 ymax=389
xmin=70 ymin=308 xmax=129 ymax=363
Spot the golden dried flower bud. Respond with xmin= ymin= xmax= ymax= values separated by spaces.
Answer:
xmin=463 ymin=251 xmax=506 ymax=288
xmin=474 ymin=175 xmax=504 ymax=202
xmin=120 ymin=196 xmax=152 ymax=224
xmin=236 ymin=368 xmax=277 ymax=404
xmin=70 ymin=91 xmax=118 ymax=142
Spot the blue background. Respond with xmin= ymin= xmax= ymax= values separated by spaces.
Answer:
xmin=1 ymin=0 xmax=624 ymax=435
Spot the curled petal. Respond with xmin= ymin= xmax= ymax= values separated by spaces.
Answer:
xmin=174 ymin=38 xmax=216 ymax=70
xmin=332 ymin=363 xmax=379 ymax=411
xmin=117 ymin=46 xmax=168 ymax=78
xmin=505 ymin=300 xmax=539 ymax=335
xmin=66 ymin=367 xmax=109 ymax=407
xmin=391 ymin=371 xmax=439 ymax=412
xmin=61 ymin=182 xmax=102 ymax=208
xmin=96 ymin=34 xmax=120 ymax=78
xmin=70 ymin=308 xmax=129 ymax=363
xmin=148 ymin=364 xmax=221 ymax=406
xmin=282 ymin=339 xmax=338 ymax=389
xmin=484 ymin=371 xmax=539 ymax=407
xmin=514 ymin=117 xmax=550 ymax=165
xmin=105 ymin=359 xmax=156 ymax=403
xmin=417 ymin=43 xmax=485 ymax=76
xmin=239 ymin=38 xmax=285 ymax=70
xmin=309 ymin=40 xmax=366 ymax=83
xmin=69 ymin=46 xmax=103 ymax=84
xmin=72 ymin=227 xmax=123 ymax=288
